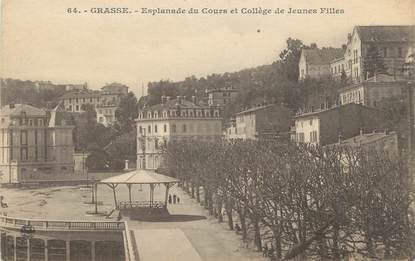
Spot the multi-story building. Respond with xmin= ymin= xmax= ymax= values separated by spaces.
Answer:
xmin=334 ymin=130 xmax=399 ymax=154
xmin=59 ymin=90 xmax=101 ymax=113
xmin=101 ymin=82 xmax=129 ymax=96
xmin=293 ymin=103 xmax=381 ymax=146
xmin=298 ymin=46 xmax=344 ymax=81
xmin=206 ymin=86 xmax=238 ymax=107
xmin=336 ymin=25 xmax=415 ymax=83
xmin=0 ymin=104 xmax=75 ymax=184
xmin=339 ymin=80 xmax=407 ymax=107
xmin=235 ymin=103 xmax=292 ymax=141
xmin=58 ymin=83 xmax=128 ymax=126
xmin=136 ymin=97 xmax=222 ymax=170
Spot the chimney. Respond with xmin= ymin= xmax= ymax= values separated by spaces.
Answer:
xmin=124 ymin=160 xmax=129 ymax=170
xmin=166 ymin=96 xmax=171 ymax=102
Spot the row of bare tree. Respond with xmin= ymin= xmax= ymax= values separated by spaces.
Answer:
xmin=164 ymin=140 xmax=414 ymax=260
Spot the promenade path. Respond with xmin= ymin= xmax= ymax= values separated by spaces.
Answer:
xmin=0 ymin=183 xmax=266 ymax=261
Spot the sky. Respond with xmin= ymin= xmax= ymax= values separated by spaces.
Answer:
xmin=0 ymin=0 xmax=414 ymax=97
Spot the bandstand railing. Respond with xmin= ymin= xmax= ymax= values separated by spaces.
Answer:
xmin=0 ymin=215 xmax=126 ymax=231
xmin=117 ymin=201 xmax=166 ymax=210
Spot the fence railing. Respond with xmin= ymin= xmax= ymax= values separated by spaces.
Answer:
xmin=0 ymin=215 xmax=125 ymax=231
xmin=118 ymin=201 xmax=165 ymax=210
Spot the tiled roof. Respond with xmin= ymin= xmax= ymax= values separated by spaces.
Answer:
xmin=0 ymin=104 xmax=46 ymax=117
xmin=48 ymin=102 xmax=75 ymax=127
xmin=58 ymin=90 xmax=101 ymax=99
xmin=235 ymin=104 xmax=274 ymax=115
xmin=339 ymin=132 xmax=396 ymax=147
xmin=142 ymin=99 xmax=203 ymax=111
xmin=302 ymin=48 xmax=345 ymax=65
xmin=356 ymin=25 xmax=415 ymax=42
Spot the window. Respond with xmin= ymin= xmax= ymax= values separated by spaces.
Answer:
xmin=68 ymin=105 xmax=72 ymax=111
xmin=21 ymin=130 xmax=28 ymax=145
xmin=21 ymin=148 xmax=28 ymax=161
xmin=90 ymin=98 xmax=93 ymax=102
xmin=164 ymin=124 xmax=167 ymax=132
xmin=148 ymin=125 xmax=151 ymax=134
xmin=182 ymin=124 xmax=187 ymax=133
xmin=155 ymin=125 xmax=158 ymax=133
xmin=309 ymin=119 xmax=312 ymax=126
xmin=82 ymin=98 xmax=85 ymax=102
xmin=139 ymin=126 xmax=142 ymax=134
xmin=310 ymin=131 xmax=318 ymax=143
xmin=76 ymin=98 xmax=79 ymax=103
xmin=69 ymin=98 xmax=72 ymax=103
xmin=383 ymin=47 xmax=388 ymax=57
xmin=172 ymin=124 xmax=177 ymax=133
xmin=398 ymin=47 xmax=403 ymax=57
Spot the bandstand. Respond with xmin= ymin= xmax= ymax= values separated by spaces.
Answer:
xmin=100 ymin=169 xmax=179 ymax=212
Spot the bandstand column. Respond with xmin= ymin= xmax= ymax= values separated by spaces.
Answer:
xmin=65 ymin=241 xmax=70 ymax=261
xmin=127 ymin=184 xmax=132 ymax=204
xmin=91 ymin=241 xmax=96 ymax=261
xmin=13 ymin=236 xmax=17 ymax=261
xmin=164 ymin=183 xmax=170 ymax=208
xmin=44 ymin=239 xmax=48 ymax=261
xmin=27 ymin=238 xmax=30 ymax=261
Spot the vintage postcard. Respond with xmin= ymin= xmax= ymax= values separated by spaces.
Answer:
xmin=0 ymin=0 xmax=414 ymax=260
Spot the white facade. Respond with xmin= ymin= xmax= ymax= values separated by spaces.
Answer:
xmin=294 ymin=116 xmax=320 ymax=145
xmin=136 ymin=99 xmax=222 ymax=170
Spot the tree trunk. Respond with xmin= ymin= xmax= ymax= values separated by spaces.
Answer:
xmin=204 ymin=188 xmax=209 ymax=209
xmin=196 ymin=185 xmax=200 ymax=203
xmin=217 ymin=199 xmax=223 ymax=223
xmin=208 ymin=193 xmax=214 ymax=216
xmin=273 ymin=230 xmax=282 ymax=259
xmin=191 ymin=183 xmax=195 ymax=198
xmin=253 ymin=218 xmax=262 ymax=251
xmin=226 ymin=207 xmax=234 ymax=230
xmin=237 ymin=208 xmax=247 ymax=240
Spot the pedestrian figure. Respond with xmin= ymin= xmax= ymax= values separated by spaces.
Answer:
xmin=262 ymin=244 xmax=269 ymax=257
xmin=177 ymin=197 xmax=180 ymax=204
xmin=168 ymin=194 xmax=172 ymax=204
xmin=234 ymin=223 xmax=241 ymax=233
xmin=268 ymin=245 xmax=275 ymax=261
xmin=117 ymin=211 xmax=122 ymax=221
xmin=173 ymin=194 xmax=177 ymax=204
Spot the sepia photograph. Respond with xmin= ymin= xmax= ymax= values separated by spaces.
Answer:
xmin=0 ymin=0 xmax=414 ymax=260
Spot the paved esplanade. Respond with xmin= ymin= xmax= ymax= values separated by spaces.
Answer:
xmin=0 ymin=183 xmax=265 ymax=261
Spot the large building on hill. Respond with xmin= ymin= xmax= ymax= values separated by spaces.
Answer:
xmin=293 ymin=103 xmax=381 ymax=146
xmin=206 ymin=86 xmax=238 ymax=107
xmin=233 ymin=103 xmax=292 ymax=141
xmin=0 ymin=104 xmax=75 ymax=184
xmin=298 ymin=46 xmax=344 ymax=81
xmin=339 ymin=80 xmax=407 ymax=107
xmin=332 ymin=25 xmax=415 ymax=83
xmin=136 ymin=97 xmax=222 ymax=170
xmin=58 ymin=83 xmax=128 ymax=126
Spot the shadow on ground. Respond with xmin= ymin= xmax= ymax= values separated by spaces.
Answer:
xmin=121 ymin=208 xmax=207 ymax=222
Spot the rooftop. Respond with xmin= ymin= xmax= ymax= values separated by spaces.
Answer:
xmin=294 ymin=103 xmax=377 ymax=118
xmin=338 ymin=131 xmax=397 ymax=147
xmin=356 ymin=25 xmax=415 ymax=42
xmin=0 ymin=104 xmax=46 ymax=117
xmin=58 ymin=90 xmax=101 ymax=99
xmin=302 ymin=47 xmax=345 ymax=65
xmin=142 ymin=99 xmax=206 ymax=112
